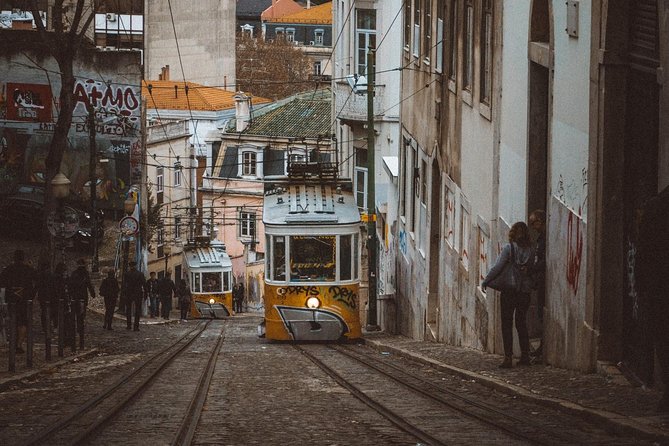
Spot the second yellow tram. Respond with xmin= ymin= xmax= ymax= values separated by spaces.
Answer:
xmin=183 ymin=238 xmax=233 ymax=318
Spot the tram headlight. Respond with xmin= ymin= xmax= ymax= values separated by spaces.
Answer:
xmin=306 ymin=296 xmax=321 ymax=309
xmin=209 ymin=298 xmax=216 ymax=305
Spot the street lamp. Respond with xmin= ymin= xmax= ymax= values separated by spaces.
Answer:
xmin=52 ymin=172 xmax=71 ymax=199
xmin=124 ymin=198 xmax=136 ymax=215
xmin=164 ymin=244 xmax=172 ymax=275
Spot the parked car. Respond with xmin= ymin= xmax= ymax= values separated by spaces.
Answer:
xmin=0 ymin=191 xmax=104 ymax=250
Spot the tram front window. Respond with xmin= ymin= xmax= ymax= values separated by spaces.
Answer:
xmin=202 ymin=272 xmax=222 ymax=293
xmin=290 ymin=235 xmax=336 ymax=282
xmin=273 ymin=236 xmax=286 ymax=281
xmin=340 ymin=234 xmax=352 ymax=281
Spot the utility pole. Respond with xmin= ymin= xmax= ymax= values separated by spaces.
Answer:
xmin=366 ymin=48 xmax=378 ymax=331
xmin=87 ymin=102 xmax=99 ymax=273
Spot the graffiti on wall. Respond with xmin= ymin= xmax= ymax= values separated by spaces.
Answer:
xmin=626 ymin=239 xmax=639 ymax=320
xmin=399 ymin=229 xmax=408 ymax=256
xmin=0 ymin=74 xmax=141 ymax=208
xmin=566 ymin=209 xmax=584 ymax=295
xmin=556 ymin=168 xmax=588 ymax=216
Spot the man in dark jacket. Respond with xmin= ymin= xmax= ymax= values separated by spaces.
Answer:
xmin=637 ymin=185 xmax=669 ymax=412
xmin=158 ymin=271 xmax=176 ymax=320
xmin=99 ymin=269 xmax=119 ymax=330
xmin=0 ymin=250 xmax=37 ymax=353
xmin=123 ymin=261 xmax=146 ymax=331
xmin=68 ymin=259 xmax=95 ymax=344
xmin=146 ymin=271 xmax=159 ymax=318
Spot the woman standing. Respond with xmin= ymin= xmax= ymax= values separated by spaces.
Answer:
xmin=482 ymin=222 xmax=536 ymax=368
xmin=177 ymin=279 xmax=192 ymax=321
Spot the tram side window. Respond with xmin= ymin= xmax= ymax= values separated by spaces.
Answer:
xmin=273 ymin=236 xmax=286 ymax=281
xmin=354 ymin=233 xmax=359 ymax=280
xmin=202 ymin=272 xmax=222 ymax=293
xmin=192 ymin=273 xmax=201 ymax=293
xmin=290 ymin=235 xmax=336 ymax=282
xmin=223 ymin=271 xmax=231 ymax=292
xmin=340 ymin=234 xmax=352 ymax=281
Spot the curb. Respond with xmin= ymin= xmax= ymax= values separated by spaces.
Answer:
xmin=0 ymin=348 xmax=99 ymax=392
xmin=363 ymin=339 xmax=669 ymax=444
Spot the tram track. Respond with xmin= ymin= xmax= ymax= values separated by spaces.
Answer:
xmin=22 ymin=320 xmax=217 ymax=446
xmin=298 ymin=343 xmax=637 ymax=446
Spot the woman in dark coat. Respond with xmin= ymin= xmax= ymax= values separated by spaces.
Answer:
xmin=482 ymin=221 xmax=536 ymax=368
xmin=177 ymin=279 xmax=192 ymax=321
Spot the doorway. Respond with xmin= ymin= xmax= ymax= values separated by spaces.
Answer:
xmin=427 ymin=159 xmax=442 ymax=341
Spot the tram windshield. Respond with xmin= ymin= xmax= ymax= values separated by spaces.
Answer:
xmin=190 ymin=271 xmax=232 ymax=293
xmin=290 ymin=235 xmax=336 ymax=281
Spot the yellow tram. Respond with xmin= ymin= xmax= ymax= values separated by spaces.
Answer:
xmin=183 ymin=238 xmax=233 ymax=318
xmin=261 ymin=181 xmax=362 ymax=341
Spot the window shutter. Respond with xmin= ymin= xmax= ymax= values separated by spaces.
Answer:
xmin=629 ymin=0 xmax=659 ymax=70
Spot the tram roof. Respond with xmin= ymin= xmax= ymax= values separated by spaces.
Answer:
xmin=263 ymin=183 xmax=360 ymax=226
xmin=184 ymin=243 xmax=232 ymax=270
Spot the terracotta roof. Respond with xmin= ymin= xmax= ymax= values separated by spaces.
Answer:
xmin=241 ymin=91 xmax=331 ymax=138
xmin=269 ymin=1 xmax=332 ymax=24
xmin=261 ymin=0 xmax=303 ymax=21
xmin=142 ymin=80 xmax=271 ymax=112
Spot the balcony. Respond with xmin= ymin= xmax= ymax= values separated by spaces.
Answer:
xmin=334 ymin=80 xmax=385 ymax=122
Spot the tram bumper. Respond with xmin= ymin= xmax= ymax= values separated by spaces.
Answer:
xmin=275 ymin=306 xmax=348 ymax=341
xmin=195 ymin=301 xmax=230 ymax=318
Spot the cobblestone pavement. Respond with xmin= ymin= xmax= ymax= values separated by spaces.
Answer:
xmin=364 ymin=332 xmax=669 ymax=444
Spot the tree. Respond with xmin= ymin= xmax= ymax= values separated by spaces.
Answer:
xmin=27 ymin=0 xmax=98 ymax=215
xmin=236 ymin=34 xmax=315 ymax=101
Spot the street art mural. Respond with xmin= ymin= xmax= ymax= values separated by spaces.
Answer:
xmin=0 ymin=51 xmax=142 ymax=211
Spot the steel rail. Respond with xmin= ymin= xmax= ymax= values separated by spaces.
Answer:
xmin=332 ymin=345 xmax=583 ymax=446
xmin=294 ymin=345 xmax=447 ymax=446
xmin=172 ymin=324 xmax=226 ymax=446
xmin=23 ymin=320 xmax=211 ymax=446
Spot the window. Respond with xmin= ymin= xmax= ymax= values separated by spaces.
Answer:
xmin=356 ymin=9 xmax=376 ymax=75
xmin=174 ymin=163 xmax=181 ymax=186
xmin=156 ymin=167 xmax=164 ymax=192
xmin=404 ymin=0 xmax=411 ymax=50
xmin=240 ymin=24 xmax=254 ymax=38
xmin=202 ymin=272 xmax=222 ymax=293
xmin=419 ymin=159 xmax=428 ymax=252
xmin=463 ymin=0 xmax=474 ymax=91
xmin=191 ymin=272 xmax=201 ymax=293
xmin=354 ymin=147 xmax=368 ymax=209
xmin=340 ymin=234 xmax=353 ymax=281
xmin=223 ymin=271 xmax=231 ymax=292
xmin=480 ymin=0 xmax=493 ymax=104
xmin=314 ymin=61 xmax=322 ymax=76
xmin=239 ymin=210 xmax=256 ymax=238
xmin=286 ymin=28 xmax=295 ymax=42
xmin=272 ymin=235 xmax=286 ymax=281
xmin=174 ymin=216 xmax=181 ymax=240
xmin=290 ymin=235 xmax=336 ymax=282
xmin=242 ymin=151 xmax=257 ymax=176
xmin=449 ymin=0 xmax=458 ymax=81
xmin=399 ymin=137 xmax=409 ymax=218
xmin=275 ymin=27 xmax=285 ymax=39
xmin=157 ymin=227 xmax=165 ymax=258
xmin=314 ymin=29 xmax=324 ymax=45
xmin=436 ymin=2 xmax=445 ymax=73
xmin=413 ymin=0 xmax=421 ymax=57
xmin=423 ymin=0 xmax=432 ymax=63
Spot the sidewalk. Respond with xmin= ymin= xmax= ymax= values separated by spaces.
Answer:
xmin=362 ymin=332 xmax=669 ymax=444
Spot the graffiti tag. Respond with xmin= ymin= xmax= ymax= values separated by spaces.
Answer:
xmin=329 ymin=286 xmax=357 ymax=309
xmin=74 ymin=80 xmax=139 ymax=111
xmin=399 ymin=229 xmax=407 ymax=256
xmin=627 ymin=239 xmax=639 ymax=320
xmin=566 ymin=209 xmax=584 ymax=295
xmin=277 ymin=286 xmax=320 ymax=297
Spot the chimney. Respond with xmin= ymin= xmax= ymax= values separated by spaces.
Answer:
xmin=160 ymin=65 xmax=170 ymax=81
xmin=307 ymin=0 xmax=311 ymax=9
xmin=234 ymin=92 xmax=251 ymax=132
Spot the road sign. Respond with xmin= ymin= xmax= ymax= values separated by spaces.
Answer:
xmin=119 ymin=216 xmax=139 ymax=236
xmin=47 ymin=207 xmax=80 ymax=239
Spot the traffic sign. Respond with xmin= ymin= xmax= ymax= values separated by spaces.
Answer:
xmin=119 ymin=215 xmax=139 ymax=236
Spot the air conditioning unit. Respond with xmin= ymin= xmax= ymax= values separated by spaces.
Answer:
xmin=106 ymin=13 xmax=117 ymax=22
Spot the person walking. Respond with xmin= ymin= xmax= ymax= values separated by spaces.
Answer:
xmin=68 ymin=259 xmax=96 ymax=344
xmin=123 ymin=261 xmax=146 ymax=331
xmin=99 ymin=269 xmax=119 ymax=330
xmin=35 ymin=259 xmax=53 ymax=334
xmin=0 ymin=249 xmax=37 ymax=353
xmin=177 ymin=279 xmax=192 ymax=321
xmin=50 ymin=263 xmax=67 ymax=331
xmin=637 ymin=185 xmax=669 ymax=412
xmin=232 ymin=283 xmax=240 ymax=314
xmin=482 ymin=222 xmax=536 ymax=368
xmin=158 ymin=271 xmax=176 ymax=320
xmin=146 ymin=271 xmax=159 ymax=318
xmin=237 ymin=282 xmax=245 ymax=313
